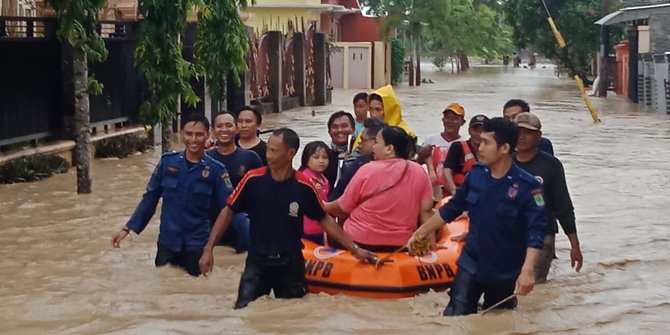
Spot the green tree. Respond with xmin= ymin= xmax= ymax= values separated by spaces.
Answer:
xmin=390 ymin=37 xmax=406 ymax=84
xmin=135 ymin=0 xmax=251 ymax=151
xmin=504 ymin=0 xmax=625 ymax=78
xmin=135 ymin=0 xmax=198 ymax=152
xmin=194 ymin=0 xmax=252 ymax=106
xmin=46 ymin=0 xmax=108 ymax=194
xmin=363 ymin=0 xmax=444 ymax=85
xmin=424 ymin=0 xmax=513 ymax=72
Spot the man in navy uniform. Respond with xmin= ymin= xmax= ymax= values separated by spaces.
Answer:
xmin=408 ymin=117 xmax=547 ymax=315
xmin=112 ymin=113 xmax=233 ymax=276
xmin=199 ymin=128 xmax=378 ymax=309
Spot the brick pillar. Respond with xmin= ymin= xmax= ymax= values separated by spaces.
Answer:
xmin=267 ymin=31 xmax=283 ymax=113
xmin=313 ymin=32 xmax=327 ymax=106
xmin=293 ymin=32 xmax=306 ymax=106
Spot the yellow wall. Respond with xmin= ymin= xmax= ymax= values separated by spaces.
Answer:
xmin=243 ymin=7 xmax=322 ymax=34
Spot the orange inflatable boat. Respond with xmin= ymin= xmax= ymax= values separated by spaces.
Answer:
xmin=302 ymin=216 xmax=469 ymax=299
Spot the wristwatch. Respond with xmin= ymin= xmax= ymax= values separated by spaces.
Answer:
xmin=121 ymin=226 xmax=131 ymax=234
xmin=352 ymin=243 xmax=360 ymax=252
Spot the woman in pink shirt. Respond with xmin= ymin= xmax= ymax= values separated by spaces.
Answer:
xmin=325 ymin=126 xmax=434 ymax=251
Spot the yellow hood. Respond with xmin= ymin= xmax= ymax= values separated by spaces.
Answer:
xmin=351 ymin=85 xmax=416 ymax=151
xmin=374 ymin=85 xmax=415 ymax=138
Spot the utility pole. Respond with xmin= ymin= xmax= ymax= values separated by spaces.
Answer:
xmin=597 ymin=0 xmax=611 ymax=97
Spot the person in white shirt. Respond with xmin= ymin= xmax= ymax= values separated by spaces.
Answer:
xmin=423 ymin=103 xmax=466 ymax=199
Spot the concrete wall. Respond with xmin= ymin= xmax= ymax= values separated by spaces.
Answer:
xmin=650 ymin=13 xmax=670 ymax=53
xmin=639 ymin=25 xmax=651 ymax=53
xmin=372 ymin=41 xmax=390 ymax=88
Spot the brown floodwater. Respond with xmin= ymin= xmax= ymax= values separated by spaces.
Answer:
xmin=1 ymin=65 xmax=669 ymax=334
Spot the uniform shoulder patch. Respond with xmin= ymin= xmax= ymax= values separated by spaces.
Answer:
xmin=221 ymin=172 xmax=233 ymax=189
xmin=531 ymin=189 xmax=545 ymax=207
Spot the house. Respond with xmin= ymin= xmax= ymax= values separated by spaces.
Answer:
xmin=596 ymin=0 xmax=670 ymax=114
xmin=241 ymin=0 xmax=357 ymax=35
xmin=1 ymin=0 xmax=37 ymax=16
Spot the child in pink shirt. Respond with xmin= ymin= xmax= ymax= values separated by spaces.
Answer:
xmin=299 ymin=141 xmax=331 ymax=245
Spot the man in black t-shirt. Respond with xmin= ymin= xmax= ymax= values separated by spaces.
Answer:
xmin=442 ymin=114 xmax=488 ymax=196
xmin=503 ymin=99 xmax=554 ymax=156
xmin=513 ymin=112 xmax=583 ymax=283
xmin=208 ymin=112 xmax=264 ymax=253
xmin=199 ymin=128 xmax=378 ymax=309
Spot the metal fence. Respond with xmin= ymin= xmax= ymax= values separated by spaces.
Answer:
xmin=0 ymin=16 xmax=143 ymax=147
xmin=638 ymin=52 xmax=670 ymax=114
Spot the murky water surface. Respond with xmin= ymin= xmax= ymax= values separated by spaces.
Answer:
xmin=2 ymin=66 xmax=669 ymax=334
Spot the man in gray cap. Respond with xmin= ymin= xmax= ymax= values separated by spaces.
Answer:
xmin=513 ymin=112 xmax=583 ymax=283
xmin=442 ymin=114 xmax=489 ymax=196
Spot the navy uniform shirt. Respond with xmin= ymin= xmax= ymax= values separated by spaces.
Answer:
xmin=227 ymin=167 xmax=327 ymax=255
xmin=439 ymin=163 xmax=547 ymax=285
xmin=207 ymin=148 xmax=263 ymax=188
xmin=126 ymin=151 xmax=234 ymax=252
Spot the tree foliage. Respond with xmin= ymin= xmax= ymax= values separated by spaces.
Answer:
xmin=504 ymin=0 xmax=626 ymax=76
xmin=194 ymin=0 xmax=252 ymax=101
xmin=135 ymin=0 xmax=252 ymax=126
xmin=426 ymin=0 xmax=513 ymax=62
xmin=47 ymin=0 xmax=109 ymax=193
xmin=363 ymin=0 xmax=514 ymax=73
xmin=135 ymin=0 xmax=197 ymax=126
xmin=47 ymin=0 xmax=108 ymax=90
xmin=390 ymin=37 xmax=405 ymax=85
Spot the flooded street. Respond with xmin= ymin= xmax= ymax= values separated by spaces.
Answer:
xmin=1 ymin=66 xmax=669 ymax=334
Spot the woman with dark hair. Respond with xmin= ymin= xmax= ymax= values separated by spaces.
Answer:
xmin=325 ymin=126 xmax=434 ymax=251
xmin=351 ymin=85 xmax=416 ymax=151
xmin=299 ymin=141 xmax=331 ymax=244
xmin=235 ymin=106 xmax=268 ymax=165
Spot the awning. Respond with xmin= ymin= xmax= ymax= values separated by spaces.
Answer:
xmin=596 ymin=3 xmax=670 ymax=25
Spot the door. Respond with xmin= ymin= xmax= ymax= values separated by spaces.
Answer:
xmin=348 ymin=47 xmax=369 ymax=89
xmin=330 ymin=47 xmax=344 ymax=89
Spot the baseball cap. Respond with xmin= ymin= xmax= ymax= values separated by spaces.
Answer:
xmin=443 ymin=103 xmax=465 ymax=117
xmin=514 ymin=112 xmax=542 ymax=131
xmin=469 ymin=114 xmax=488 ymax=127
